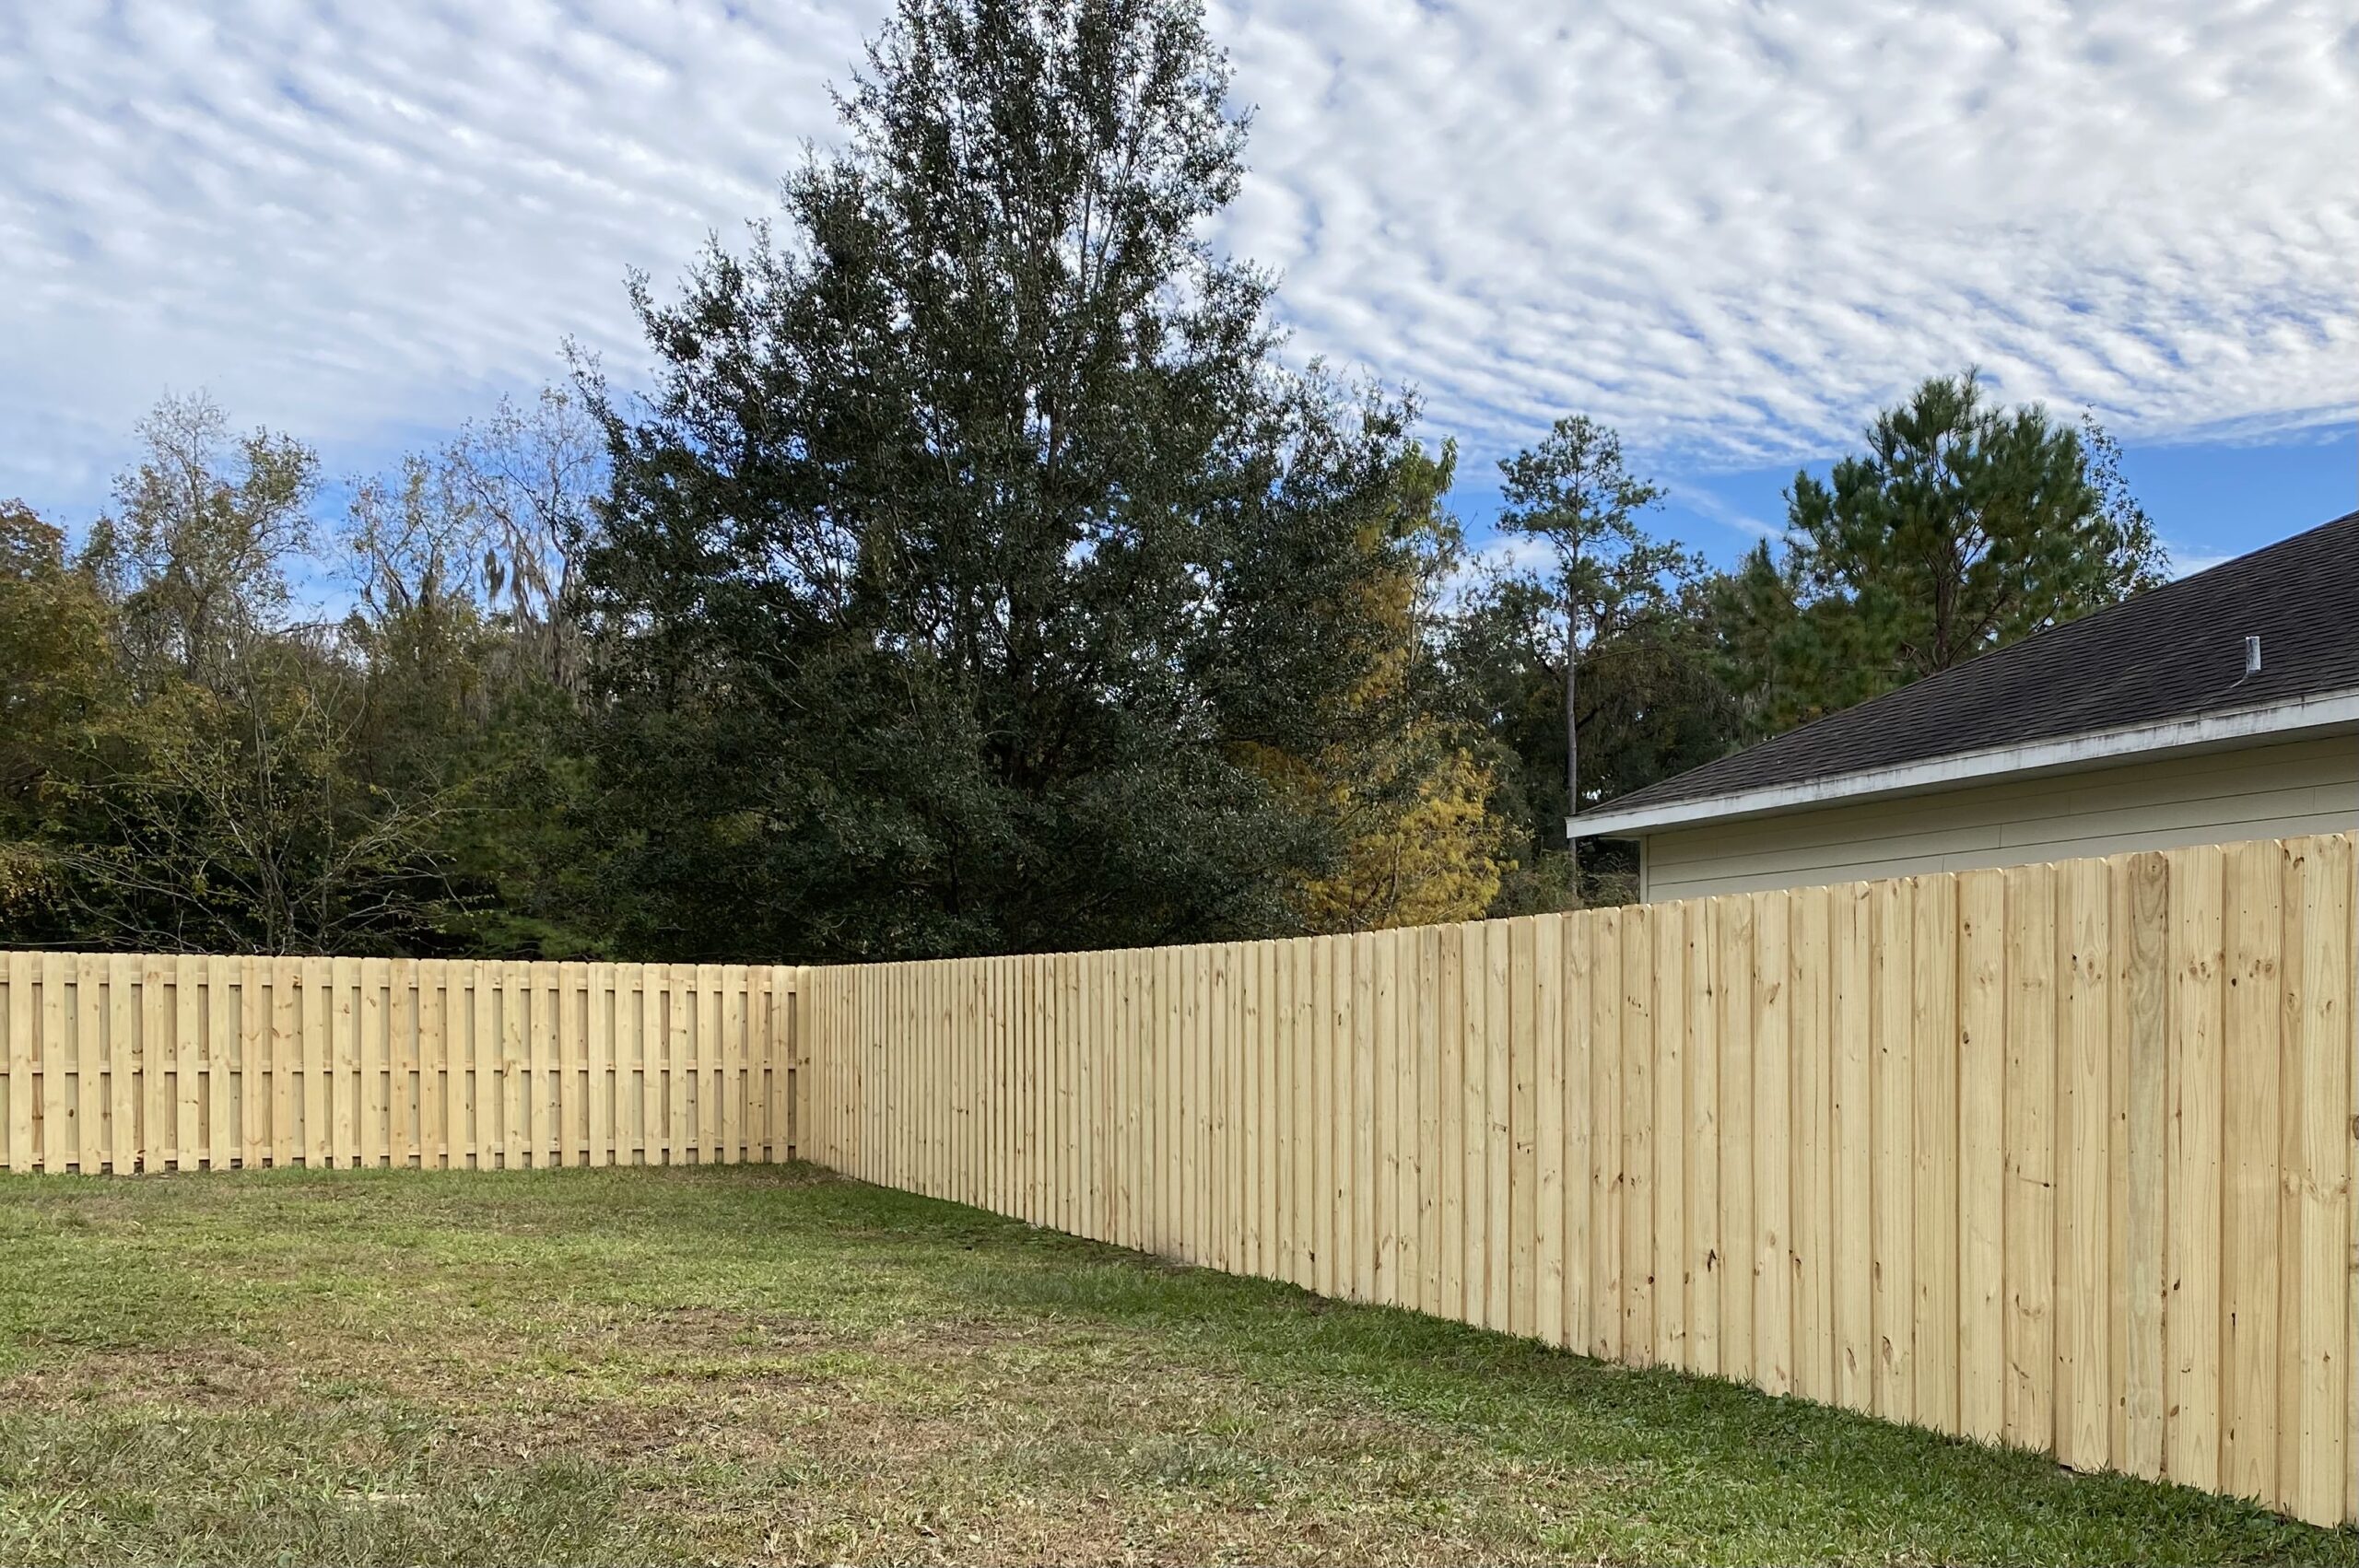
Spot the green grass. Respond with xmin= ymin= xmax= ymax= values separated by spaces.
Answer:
xmin=0 ymin=1166 xmax=2349 ymax=1565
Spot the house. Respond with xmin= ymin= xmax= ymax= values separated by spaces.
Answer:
xmin=1573 ymin=509 xmax=2359 ymax=903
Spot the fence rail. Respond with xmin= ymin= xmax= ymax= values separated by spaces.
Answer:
xmin=801 ymin=834 xmax=2358 ymax=1527
xmin=0 ymin=957 xmax=807 ymax=1173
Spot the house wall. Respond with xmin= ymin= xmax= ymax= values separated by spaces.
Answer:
xmin=1637 ymin=731 xmax=2358 ymax=902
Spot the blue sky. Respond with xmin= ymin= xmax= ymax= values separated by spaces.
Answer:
xmin=3 ymin=2 xmax=2352 ymax=591
xmin=1454 ymin=426 xmax=2359 ymax=580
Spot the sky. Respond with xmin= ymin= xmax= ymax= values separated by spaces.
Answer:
xmin=4 ymin=0 xmax=2353 ymax=584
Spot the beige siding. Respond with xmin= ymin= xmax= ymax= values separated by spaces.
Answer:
xmin=1639 ymin=734 xmax=2358 ymax=903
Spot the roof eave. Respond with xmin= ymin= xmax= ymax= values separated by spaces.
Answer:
xmin=1568 ymin=685 xmax=2359 ymax=841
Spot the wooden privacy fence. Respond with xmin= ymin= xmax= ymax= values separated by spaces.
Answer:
xmin=0 ymin=958 xmax=809 ymax=1174
xmin=800 ymin=834 xmax=2358 ymax=1527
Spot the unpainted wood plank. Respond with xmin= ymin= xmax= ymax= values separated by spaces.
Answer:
xmin=1233 ymin=941 xmax=1255 ymax=1270
xmin=504 ymin=961 xmax=534 ymax=1168
xmin=1237 ymin=942 xmax=1259 ymax=1270
xmin=2164 ymin=845 xmax=2224 ymax=1490
xmin=1956 ymin=868 xmax=2009 ymax=1443
xmin=417 ymin=962 xmax=446 ymax=1169
xmin=1755 ymin=892 xmax=1794 ymax=1398
xmin=1367 ymin=929 xmax=1378 ymax=1292
xmin=1870 ymin=876 xmax=1913 ymax=1423
xmin=3 ymin=952 xmax=29 ymax=1171
xmin=359 ymin=957 xmax=389 ymax=1168
xmin=1562 ymin=909 xmax=1593 ymax=1355
xmin=1438 ymin=923 xmax=1466 ymax=1323
xmin=688 ymin=952 xmax=717 ymax=1160
xmin=106 ymin=956 xmax=136 ymax=1170
xmin=770 ymin=966 xmax=789 ymax=1166
xmin=40 ymin=953 xmax=68 ymax=1172
xmin=1094 ymin=952 xmax=1113 ymax=1245
xmin=206 ymin=957 xmax=236 ymax=1169
xmin=1590 ymin=910 xmax=1624 ymax=1363
xmin=2220 ymin=837 xmax=2283 ymax=1503
xmin=548 ymin=961 xmax=578 ymax=1167
xmin=731 ymin=964 xmax=755 ymax=1165
xmin=670 ymin=964 xmax=698 ymax=1167
xmin=2282 ymin=836 xmax=2352 ymax=1526
xmin=1507 ymin=919 xmax=1537 ymax=1336
xmin=77 ymin=954 xmax=106 ymax=1173
xmin=144 ymin=957 xmax=174 ymax=1173
xmin=1534 ymin=915 xmax=1566 ymax=1349
xmin=1374 ymin=929 xmax=1401 ymax=1305
xmin=393 ymin=959 xmax=419 ymax=1167
xmin=1462 ymin=920 xmax=1496 ymax=1329
xmin=1168 ymin=947 xmax=1190 ymax=1259
xmin=1121 ymin=951 xmax=1143 ymax=1250
xmin=1303 ymin=937 xmax=1330 ymax=1293
xmin=1121 ymin=948 xmax=1142 ymax=1252
xmin=295 ymin=958 xmax=326 ymax=1166
xmin=330 ymin=957 xmax=362 ymax=1169
xmin=174 ymin=954 xmax=202 ymax=1168
xmin=1686 ymin=898 xmax=1722 ymax=1379
xmin=1062 ymin=954 xmax=1080 ymax=1230
xmin=2344 ymin=842 xmax=2359 ymax=1533
xmin=1416 ymin=925 xmax=1444 ymax=1316
xmin=1830 ymin=881 xmax=1876 ymax=1413
xmin=1220 ymin=943 xmax=1241 ymax=1274
xmin=265 ymin=961 xmax=296 ymax=1167
xmin=1485 ymin=919 xmax=1513 ymax=1332
xmin=1164 ymin=946 xmax=1187 ymax=1260
xmin=479 ymin=962 xmax=507 ymax=1167
xmin=2003 ymin=864 xmax=2057 ymax=1452
xmin=1651 ymin=905 xmax=1687 ymax=1369
xmin=2120 ymin=852 xmax=2170 ymax=1480
xmin=1717 ymin=895 xmax=1755 ymax=1385
xmin=584 ymin=963 xmax=612 ymax=1169
xmin=1120 ymin=953 xmax=1139 ymax=1250
xmin=1791 ymin=884 xmax=1836 ymax=1405
xmin=2054 ymin=855 xmax=2111 ymax=1474
xmin=238 ymin=956 xmax=265 ymax=1168
xmin=111 ymin=954 xmax=141 ymax=1174
xmin=1619 ymin=908 xmax=1654 ymax=1363
xmin=1911 ymin=876 xmax=1958 ymax=1432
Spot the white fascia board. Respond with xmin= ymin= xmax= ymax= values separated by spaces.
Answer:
xmin=1568 ymin=685 xmax=2359 ymax=841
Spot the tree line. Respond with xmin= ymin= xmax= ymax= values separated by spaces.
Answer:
xmin=0 ymin=0 xmax=2165 ymax=963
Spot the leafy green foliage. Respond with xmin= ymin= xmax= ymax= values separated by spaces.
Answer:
xmin=1726 ymin=371 xmax=2169 ymax=732
xmin=575 ymin=0 xmax=1452 ymax=959
xmin=1450 ymin=417 xmax=1731 ymax=907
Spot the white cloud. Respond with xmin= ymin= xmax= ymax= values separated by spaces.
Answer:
xmin=2162 ymin=543 xmax=2237 ymax=580
xmin=3 ymin=0 xmax=2353 ymax=517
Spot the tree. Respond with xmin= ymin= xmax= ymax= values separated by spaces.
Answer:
xmin=1441 ymin=556 xmax=1731 ymax=910
xmin=1764 ymin=370 xmax=2167 ymax=722
xmin=0 ymin=502 xmax=116 ymax=937
xmin=1493 ymin=415 xmax=1676 ymax=905
xmin=78 ymin=392 xmax=318 ymax=688
xmin=26 ymin=398 xmax=462 ymax=954
xmin=578 ymin=0 xmax=1444 ymax=961
xmin=1274 ymin=437 xmax=1511 ymax=933
xmin=440 ymin=387 xmax=604 ymax=696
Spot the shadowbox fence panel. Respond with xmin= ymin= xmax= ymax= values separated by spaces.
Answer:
xmin=800 ymin=835 xmax=2357 ymax=1527
xmin=0 ymin=959 xmax=808 ymax=1175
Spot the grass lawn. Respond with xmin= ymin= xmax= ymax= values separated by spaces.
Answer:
xmin=0 ymin=1166 xmax=2350 ymax=1566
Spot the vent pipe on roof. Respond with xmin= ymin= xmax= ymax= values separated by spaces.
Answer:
xmin=2245 ymin=636 xmax=2262 ymax=676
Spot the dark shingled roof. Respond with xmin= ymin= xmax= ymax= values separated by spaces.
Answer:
xmin=1594 ymin=509 xmax=2359 ymax=821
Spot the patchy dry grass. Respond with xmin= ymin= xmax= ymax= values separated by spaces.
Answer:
xmin=0 ymin=1165 xmax=2349 ymax=1565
